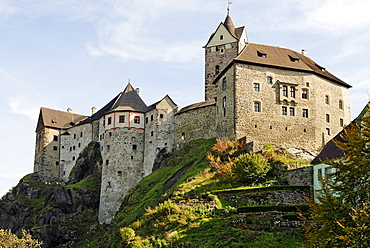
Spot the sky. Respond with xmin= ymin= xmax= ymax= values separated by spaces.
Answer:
xmin=0 ymin=0 xmax=369 ymax=197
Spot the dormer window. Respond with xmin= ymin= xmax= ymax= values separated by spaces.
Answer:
xmin=257 ymin=51 xmax=267 ymax=57
xmin=316 ymin=64 xmax=326 ymax=71
xmin=289 ymin=55 xmax=299 ymax=62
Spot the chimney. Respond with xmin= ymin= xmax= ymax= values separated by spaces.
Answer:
xmin=91 ymin=107 xmax=97 ymax=115
xmin=135 ymin=88 xmax=140 ymax=95
xmin=301 ymin=49 xmax=308 ymax=56
xmin=67 ymin=108 xmax=72 ymax=113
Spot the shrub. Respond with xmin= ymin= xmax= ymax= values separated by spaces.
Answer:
xmin=233 ymin=152 xmax=270 ymax=184
xmin=0 ymin=229 xmax=42 ymax=248
xmin=120 ymin=227 xmax=135 ymax=243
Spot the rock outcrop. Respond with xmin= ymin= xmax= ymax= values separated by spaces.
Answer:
xmin=0 ymin=142 xmax=102 ymax=248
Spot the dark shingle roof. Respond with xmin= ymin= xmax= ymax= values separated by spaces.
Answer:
xmin=37 ymin=107 xmax=87 ymax=130
xmin=234 ymin=43 xmax=351 ymax=88
xmin=176 ymin=99 xmax=216 ymax=115
xmin=108 ymin=83 xmax=147 ymax=113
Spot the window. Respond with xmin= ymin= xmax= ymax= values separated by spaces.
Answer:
xmin=107 ymin=145 xmax=110 ymax=151
xmin=222 ymin=77 xmax=227 ymax=91
xmin=118 ymin=171 xmax=122 ymax=176
xmin=318 ymin=169 xmax=322 ymax=180
xmin=106 ymin=160 xmax=109 ymax=165
xmin=303 ymin=109 xmax=309 ymax=118
xmin=151 ymin=131 xmax=154 ymax=136
xmin=160 ymin=114 xmax=164 ymax=118
xmin=254 ymin=102 xmax=261 ymax=112
xmin=325 ymin=167 xmax=332 ymax=178
xmin=325 ymin=95 xmax=330 ymax=105
xmin=290 ymin=107 xmax=295 ymax=116
xmin=73 ymin=146 xmax=76 ymax=150
xmin=134 ymin=116 xmax=140 ymax=124
xmin=289 ymin=55 xmax=299 ymax=62
xmin=267 ymin=76 xmax=273 ymax=84
xmin=290 ymin=87 xmax=295 ymax=98
xmin=109 ymin=132 xmax=112 ymax=137
xmin=326 ymin=128 xmax=331 ymax=135
xmin=257 ymin=51 xmax=267 ymax=57
xmin=282 ymin=86 xmax=288 ymax=97
xmin=220 ymin=35 xmax=223 ymax=40
xmin=80 ymin=132 xmax=83 ymax=137
xmin=108 ymin=117 xmax=112 ymax=125
xmin=222 ymin=96 xmax=227 ymax=117
xmin=73 ymin=134 xmax=76 ymax=139
xmin=146 ymin=117 xmax=148 ymax=123
xmin=151 ymin=115 xmax=153 ymax=121
xmin=254 ymin=83 xmax=260 ymax=92
xmin=306 ymin=82 xmax=310 ymax=87
xmin=132 ymin=144 xmax=137 ymax=150
xmin=70 ymin=147 xmax=72 ymax=152
xmin=326 ymin=114 xmax=330 ymax=123
xmin=282 ymin=106 xmax=287 ymax=115
xmin=215 ymin=65 xmax=220 ymax=74
xmin=339 ymin=100 xmax=343 ymax=110
xmin=78 ymin=143 xmax=81 ymax=148
xmin=119 ymin=115 xmax=125 ymax=123
xmin=53 ymin=146 xmax=58 ymax=151
xmin=302 ymin=89 xmax=308 ymax=99
xmin=55 ymin=161 xmax=59 ymax=166
xmin=340 ymin=118 xmax=344 ymax=127
xmin=220 ymin=48 xmax=224 ymax=54
xmin=53 ymin=135 xmax=58 ymax=141
xmin=72 ymin=156 xmax=75 ymax=161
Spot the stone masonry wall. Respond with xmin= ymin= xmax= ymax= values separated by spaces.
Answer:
xmin=204 ymin=41 xmax=238 ymax=100
xmin=232 ymin=64 xmax=350 ymax=151
xmin=174 ymin=104 xmax=217 ymax=147
xmin=217 ymin=189 xmax=311 ymax=207
xmin=99 ymin=127 xmax=144 ymax=223
xmin=34 ymin=127 xmax=61 ymax=182
xmin=60 ymin=124 xmax=93 ymax=181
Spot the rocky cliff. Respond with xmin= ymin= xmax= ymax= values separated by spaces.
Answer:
xmin=0 ymin=142 xmax=102 ymax=248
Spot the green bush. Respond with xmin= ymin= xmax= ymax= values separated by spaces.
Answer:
xmin=120 ymin=227 xmax=135 ymax=243
xmin=233 ymin=152 xmax=270 ymax=184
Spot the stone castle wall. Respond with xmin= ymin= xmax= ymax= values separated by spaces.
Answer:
xmin=60 ymin=124 xmax=94 ymax=181
xmin=204 ymin=41 xmax=238 ymax=100
xmin=174 ymin=103 xmax=217 ymax=147
xmin=213 ymin=63 xmax=351 ymax=151
xmin=34 ymin=127 xmax=61 ymax=182
xmin=99 ymin=127 xmax=145 ymax=223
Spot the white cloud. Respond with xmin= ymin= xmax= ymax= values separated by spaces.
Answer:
xmin=8 ymin=97 xmax=40 ymax=121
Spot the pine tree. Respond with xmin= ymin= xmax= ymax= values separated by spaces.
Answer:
xmin=304 ymin=103 xmax=370 ymax=247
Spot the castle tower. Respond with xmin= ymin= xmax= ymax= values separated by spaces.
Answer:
xmin=204 ymin=9 xmax=248 ymax=100
xmin=98 ymin=83 xmax=148 ymax=223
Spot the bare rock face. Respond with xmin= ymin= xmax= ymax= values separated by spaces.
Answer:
xmin=0 ymin=142 xmax=102 ymax=248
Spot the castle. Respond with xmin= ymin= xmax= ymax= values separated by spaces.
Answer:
xmin=34 ymin=11 xmax=351 ymax=223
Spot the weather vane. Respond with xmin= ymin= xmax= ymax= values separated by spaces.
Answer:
xmin=227 ymin=0 xmax=232 ymax=15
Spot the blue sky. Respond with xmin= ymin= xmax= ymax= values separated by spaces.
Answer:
xmin=0 ymin=0 xmax=369 ymax=196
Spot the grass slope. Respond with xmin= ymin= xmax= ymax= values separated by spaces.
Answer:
xmin=84 ymin=139 xmax=304 ymax=247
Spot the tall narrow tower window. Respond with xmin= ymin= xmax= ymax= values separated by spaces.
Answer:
xmin=222 ymin=96 xmax=227 ymax=117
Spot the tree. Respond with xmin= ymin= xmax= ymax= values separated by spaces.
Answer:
xmin=0 ymin=229 xmax=42 ymax=248
xmin=304 ymin=103 xmax=370 ymax=247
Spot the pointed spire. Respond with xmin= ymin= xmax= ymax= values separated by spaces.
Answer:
xmin=224 ymin=9 xmax=235 ymax=36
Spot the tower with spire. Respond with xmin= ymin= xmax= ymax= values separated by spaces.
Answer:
xmin=203 ymin=8 xmax=248 ymax=100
